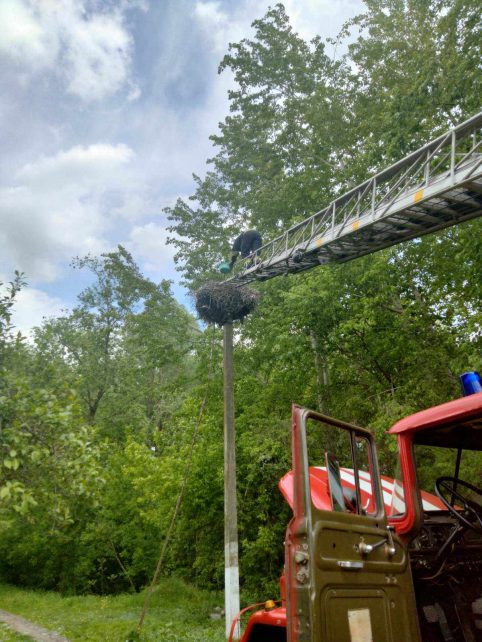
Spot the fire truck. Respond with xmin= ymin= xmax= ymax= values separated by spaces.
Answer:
xmin=229 ymin=373 xmax=482 ymax=642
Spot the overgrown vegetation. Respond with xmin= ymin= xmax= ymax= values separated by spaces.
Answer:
xmin=0 ymin=580 xmax=224 ymax=641
xmin=0 ymin=0 xmax=480 ymax=616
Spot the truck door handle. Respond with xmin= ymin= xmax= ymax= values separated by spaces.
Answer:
xmin=338 ymin=560 xmax=365 ymax=570
xmin=354 ymin=526 xmax=396 ymax=558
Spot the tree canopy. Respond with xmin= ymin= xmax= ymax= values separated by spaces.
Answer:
xmin=1 ymin=1 xmax=481 ymax=599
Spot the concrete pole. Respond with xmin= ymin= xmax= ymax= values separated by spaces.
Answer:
xmin=223 ymin=322 xmax=240 ymax=640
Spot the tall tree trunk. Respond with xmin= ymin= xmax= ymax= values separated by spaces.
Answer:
xmin=310 ymin=331 xmax=330 ymax=413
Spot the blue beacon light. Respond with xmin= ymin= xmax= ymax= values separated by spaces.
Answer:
xmin=459 ymin=371 xmax=482 ymax=396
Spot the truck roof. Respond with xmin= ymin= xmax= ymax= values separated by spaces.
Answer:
xmin=388 ymin=391 xmax=482 ymax=449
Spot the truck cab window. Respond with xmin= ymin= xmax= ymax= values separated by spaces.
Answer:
xmin=305 ymin=417 xmax=378 ymax=516
xmin=415 ymin=444 xmax=481 ymax=513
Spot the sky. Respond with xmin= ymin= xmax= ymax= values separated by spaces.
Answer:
xmin=0 ymin=0 xmax=364 ymax=335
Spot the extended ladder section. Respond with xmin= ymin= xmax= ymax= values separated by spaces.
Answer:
xmin=227 ymin=111 xmax=482 ymax=286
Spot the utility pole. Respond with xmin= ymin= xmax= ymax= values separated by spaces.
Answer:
xmin=223 ymin=322 xmax=240 ymax=640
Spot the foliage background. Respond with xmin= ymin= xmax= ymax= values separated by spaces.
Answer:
xmin=1 ymin=0 xmax=481 ymax=600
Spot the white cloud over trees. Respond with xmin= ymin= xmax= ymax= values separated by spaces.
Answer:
xmin=11 ymin=286 xmax=65 ymax=338
xmin=0 ymin=0 xmax=140 ymax=101
xmin=1 ymin=144 xmax=136 ymax=282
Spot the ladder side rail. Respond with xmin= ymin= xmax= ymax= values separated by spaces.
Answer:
xmin=340 ymin=193 xmax=357 ymax=226
xmin=455 ymin=139 xmax=482 ymax=170
xmin=283 ymin=219 xmax=313 ymax=256
xmin=314 ymin=207 xmax=334 ymax=240
xmin=346 ymin=180 xmax=374 ymax=223
xmin=424 ymin=149 xmax=431 ymax=186
xmin=357 ymin=111 xmax=480 ymax=185
xmin=317 ymin=128 xmax=451 ymax=230
xmin=373 ymin=152 xmax=429 ymax=219
xmin=263 ymin=154 xmax=482 ymax=277
xmin=450 ymin=111 xmax=482 ymax=137
xmin=420 ymin=125 xmax=482 ymax=186
xmin=293 ymin=221 xmax=311 ymax=246
xmin=464 ymin=157 xmax=482 ymax=180
xmin=361 ymin=178 xmax=378 ymax=215
xmin=236 ymin=203 xmax=332 ymax=271
xmin=419 ymin=134 xmax=452 ymax=181
xmin=371 ymin=178 xmax=377 ymax=219
xmin=428 ymin=134 xmax=455 ymax=177
xmin=451 ymin=129 xmax=457 ymax=184
xmin=331 ymin=116 xmax=478 ymax=219
xmin=397 ymin=157 xmax=429 ymax=194
xmin=375 ymin=158 xmax=426 ymax=205
xmin=298 ymin=209 xmax=332 ymax=251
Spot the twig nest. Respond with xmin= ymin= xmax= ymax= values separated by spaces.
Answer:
xmin=195 ymin=281 xmax=260 ymax=325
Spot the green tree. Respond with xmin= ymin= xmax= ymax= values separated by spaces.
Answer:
xmin=341 ymin=0 xmax=482 ymax=180
xmin=167 ymin=4 xmax=346 ymax=287
xmin=36 ymin=247 xmax=196 ymax=440
xmin=0 ymin=272 xmax=25 ymax=369
xmin=0 ymin=381 xmax=104 ymax=590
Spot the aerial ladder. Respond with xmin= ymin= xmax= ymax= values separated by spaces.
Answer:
xmin=226 ymin=111 xmax=482 ymax=286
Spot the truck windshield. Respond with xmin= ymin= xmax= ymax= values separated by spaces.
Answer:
xmin=415 ymin=445 xmax=482 ymax=511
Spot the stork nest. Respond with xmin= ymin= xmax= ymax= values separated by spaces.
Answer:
xmin=195 ymin=281 xmax=260 ymax=325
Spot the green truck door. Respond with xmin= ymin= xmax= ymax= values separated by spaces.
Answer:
xmin=286 ymin=406 xmax=421 ymax=642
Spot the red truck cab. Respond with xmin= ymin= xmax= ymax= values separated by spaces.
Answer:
xmin=232 ymin=390 xmax=482 ymax=642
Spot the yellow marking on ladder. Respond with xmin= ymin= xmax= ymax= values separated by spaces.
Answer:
xmin=316 ymin=238 xmax=324 ymax=247
xmin=414 ymin=189 xmax=424 ymax=203
xmin=351 ymin=220 xmax=360 ymax=231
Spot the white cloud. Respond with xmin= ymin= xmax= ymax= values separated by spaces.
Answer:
xmin=284 ymin=0 xmax=363 ymax=47
xmin=193 ymin=0 xmax=364 ymax=59
xmin=0 ymin=0 xmax=59 ymax=68
xmin=0 ymin=0 xmax=138 ymax=101
xmin=127 ymin=222 xmax=177 ymax=275
xmin=194 ymin=2 xmax=239 ymax=55
xmin=112 ymin=193 xmax=151 ymax=224
xmin=127 ymin=85 xmax=142 ymax=102
xmin=11 ymin=286 xmax=66 ymax=338
xmin=17 ymin=143 xmax=135 ymax=186
xmin=0 ymin=143 xmax=137 ymax=282
xmin=63 ymin=10 xmax=133 ymax=101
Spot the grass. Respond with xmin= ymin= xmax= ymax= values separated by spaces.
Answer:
xmin=0 ymin=579 xmax=226 ymax=642
xmin=0 ymin=624 xmax=32 ymax=642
